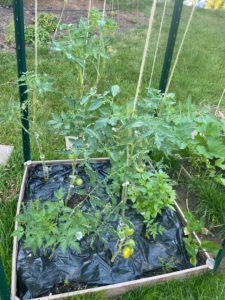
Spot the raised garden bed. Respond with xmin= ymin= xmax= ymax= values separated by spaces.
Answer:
xmin=11 ymin=159 xmax=212 ymax=300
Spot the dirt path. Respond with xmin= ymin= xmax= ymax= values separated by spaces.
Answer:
xmin=24 ymin=0 xmax=109 ymax=10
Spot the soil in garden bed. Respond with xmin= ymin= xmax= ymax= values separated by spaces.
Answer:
xmin=17 ymin=161 xmax=203 ymax=299
xmin=52 ymin=282 xmax=90 ymax=294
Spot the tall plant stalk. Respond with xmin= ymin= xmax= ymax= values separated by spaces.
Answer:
xmin=66 ymin=159 xmax=76 ymax=205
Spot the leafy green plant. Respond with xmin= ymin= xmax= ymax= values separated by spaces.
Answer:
xmin=129 ymin=169 xmax=176 ymax=238
xmin=48 ymin=86 xmax=180 ymax=258
xmin=38 ymin=12 xmax=58 ymax=33
xmin=10 ymin=77 xmax=225 ymax=261
xmin=52 ymin=8 xmax=117 ymax=96
xmin=5 ymin=13 xmax=58 ymax=46
xmin=159 ymin=257 xmax=178 ymax=272
xmin=13 ymin=180 xmax=136 ymax=259
xmin=183 ymin=212 xmax=221 ymax=266
xmin=136 ymin=90 xmax=225 ymax=163
xmin=48 ymin=85 xmax=225 ymax=259
xmin=25 ymin=13 xmax=58 ymax=45
xmin=13 ymin=189 xmax=101 ymax=255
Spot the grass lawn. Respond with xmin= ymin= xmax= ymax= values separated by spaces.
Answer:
xmin=0 ymin=1 xmax=225 ymax=299
xmin=70 ymin=272 xmax=225 ymax=300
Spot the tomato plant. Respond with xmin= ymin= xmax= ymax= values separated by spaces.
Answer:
xmin=10 ymin=8 xmax=223 ymax=266
xmin=52 ymin=8 xmax=117 ymax=96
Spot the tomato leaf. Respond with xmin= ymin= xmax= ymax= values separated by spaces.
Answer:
xmin=88 ymin=100 xmax=102 ymax=111
xmin=111 ymin=85 xmax=120 ymax=98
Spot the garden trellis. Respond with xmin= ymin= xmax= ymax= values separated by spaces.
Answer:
xmin=12 ymin=0 xmax=188 ymax=163
xmin=3 ymin=0 xmax=223 ymax=299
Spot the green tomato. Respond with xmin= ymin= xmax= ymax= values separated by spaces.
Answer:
xmin=139 ymin=167 xmax=144 ymax=173
xmin=126 ymin=239 xmax=135 ymax=248
xmin=75 ymin=178 xmax=83 ymax=186
xmin=126 ymin=227 xmax=134 ymax=236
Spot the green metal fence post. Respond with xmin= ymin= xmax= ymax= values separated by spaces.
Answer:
xmin=0 ymin=257 xmax=10 ymax=300
xmin=159 ymin=0 xmax=184 ymax=93
xmin=13 ymin=0 xmax=31 ymax=162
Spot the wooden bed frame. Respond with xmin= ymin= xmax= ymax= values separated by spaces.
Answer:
xmin=11 ymin=159 xmax=212 ymax=300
